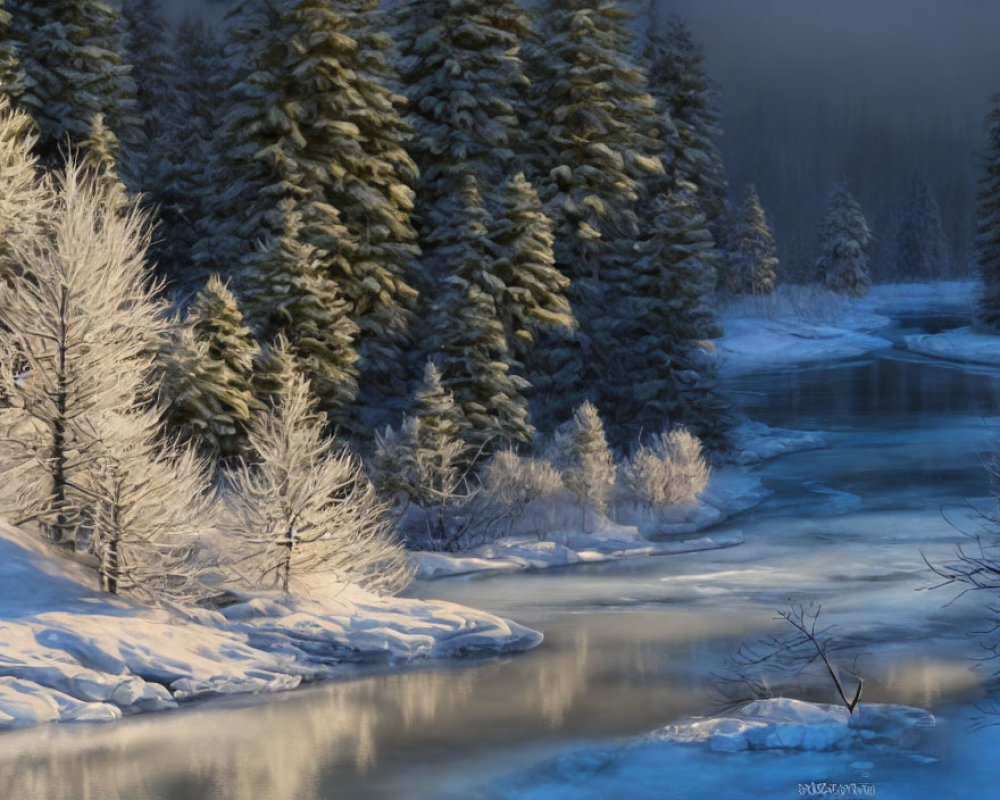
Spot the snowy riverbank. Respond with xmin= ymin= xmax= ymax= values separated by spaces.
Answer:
xmin=718 ymin=281 xmax=977 ymax=375
xmin=0 ymin=520 xmax=540 ymax=732
xmin=411 ymin=469 xmax=770 ymax=581
xmin=901 ymin=326 xmax=1000 ymax=367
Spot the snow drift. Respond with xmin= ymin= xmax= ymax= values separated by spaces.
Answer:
xmin=0 ymin=519 xmax=541 ymax=732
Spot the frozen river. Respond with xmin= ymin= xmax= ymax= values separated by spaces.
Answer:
xmin=2 ymin=312 xmax=999 ymax=799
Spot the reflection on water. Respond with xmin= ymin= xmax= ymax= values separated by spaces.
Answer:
xmin=3 ymin=316 xmax=999 ymax=799
xmin=730 ymin=354 xmax=1000 ymax=431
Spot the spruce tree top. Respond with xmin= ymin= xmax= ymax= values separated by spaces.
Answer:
xmin=396 ymin=0 xmax=533 ymax=188
xmin=532 ymin=0 xmax=664 ymax=274
xmin=9 ymin=0 xmax=142 ymax=167
xmin=815 ymin=182 xmax=872 ymax=298
xmin=187 ymin=274 xmax=258 ymax=377
xmin=491 ymin=172 xmax=575 ymax=350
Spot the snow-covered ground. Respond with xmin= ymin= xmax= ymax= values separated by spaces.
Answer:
xmin=0 ymin=520 xmax=540 ymax=732
xmin=411 ymin=470 xmax=769 ymax=580
xmin=858 ymin=280 xmax=977 ymax=317
xmin=901 ymin=326 xmax=1000 ymax=366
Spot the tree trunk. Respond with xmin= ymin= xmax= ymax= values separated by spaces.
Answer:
xmin=50 ymin=286 xmax=71 ymax=548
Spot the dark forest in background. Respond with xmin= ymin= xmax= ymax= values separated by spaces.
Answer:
xmin=664 ymin=0 xmax=1000 ymax=281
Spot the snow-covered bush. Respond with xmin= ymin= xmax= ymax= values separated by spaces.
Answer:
xmin=482 ymin=450 xmax=563 ymax=537
xmin=223 ymin=354 xmax=411 ymax=595
xmin=621 ymin=428 xmax=711 ymax=509
xmin=716 ymin=283 xmax=852 ymax=324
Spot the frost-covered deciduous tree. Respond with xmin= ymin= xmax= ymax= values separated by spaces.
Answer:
xmin=159 ymin=275 xmax=259 ymax=458
xmin=8 ymin=0 xmax=142 ymax=176
xmin=644 ymin=13 xmax=729 ymax=243
xmin=482 ymin=449 xmax=563 ymax=538
xmin=245 ymin=199 xmax=360 ymax=424
xmin=0 ymin=159 xmax=168 ymax=546
xmin=725 ymin=186 xmax=778 ymax=295
xmin=558 ymin=401 xmax=616 ymax=528
xmin=85 ymin=407 xmax=217 ymax=600
xmin=893 ymin=176 xmax=950 ymax=281
xmin=816 ymin=183 xmax=872 ymax=298
xmin=977 ymin=96 xmax=1000 ymax=330
xmin=0 ymin=94 xmax=45 ymax=283
xmin=224 ymin=355 xmax=411 ymax=595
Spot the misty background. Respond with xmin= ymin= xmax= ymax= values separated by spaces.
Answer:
xmin=174 ymin=0 xmax=1000 ymax=280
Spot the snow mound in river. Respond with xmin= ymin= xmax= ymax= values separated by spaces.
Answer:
xmin=652 ymin=698 xmax=936 ymax=753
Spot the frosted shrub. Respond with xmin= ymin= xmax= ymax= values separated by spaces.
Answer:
xmin=622 ymin=428 xmax=711 ymax=509
xmin=482 ymin=450 xmax=563 ymax=537
xmin=224 ymin=358 xmax=412 ymax=595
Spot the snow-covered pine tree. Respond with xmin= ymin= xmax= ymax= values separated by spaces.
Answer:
xmin=725 ymin=186 xmax=778 ymax=295
xmin=491 ymin=173 xmax=575 ymax=356
xmin=602 ymin=189 xmax=728 ymax=446
xmin=223 ymin=355 xmax=412 ymax=595
xmin=86 ymin=407 xmax=217 ymax=600
xmin=644 ymin=12 xmax=728 ymax=243
xmin=395 ymin=0 xmax=533 ymax=194
xmin=80 ymin=114 xmax=129 ymax=213
xmin=893 ymin=176 xmax=951 ymax=281
xmin=153 ymin=17 xmax=226 ymax=286
xmin=425 ymin=175 xmax=533 ymax=448
xmin=529 ymin=0 xmax=663 ymax=279
xmin=436 ymin=283 xmax=534 ymax=450
xmin=7 ymin=0 xmax=142 ymax=178
xmin=370 ymin=360 xmax=472 ymax=519
xmin=815 ymin=183 xmax=872 ymax=298
xmin=525 ymin=0 xmax=664 ymax=426
xmin=0 ymin=93 xmax=45 ymax=284
xmin=978 ymin=96 xmax=1000 ymax=329
xmin=251 ymin=332 xmax=300 ymax=412
xmin=245 ymin=198 xmax=360 ymax=424
xmin=121 ymin=0 xmax=179 ymax=154
xmin=0 ymin=158 xmax=169 ymax=547
xmin=0 ymin=1 xmax=24 ymax=101
xmin=197 ymin=0 xmax=418 ymax=383
xmin=412 ymin=360 xmax=468 ymax=455
xmin=560 ymin=401 xmax=616 ymax=528
xmin=159 ymin=275 xmax=259 ymax=458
